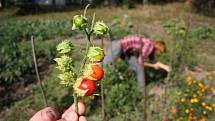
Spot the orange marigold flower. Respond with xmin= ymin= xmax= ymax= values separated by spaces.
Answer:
xmin=211 ymin=87 xmax=215 ymax=94
xmin=186 ymin=76 xmax=192 ymax=85
xmin=206 ymin=106 xmax=213 ymax=111
xmin=193 ymin=94 xmax=197 ymax=98
xmin=197 ymin=91 xmax=203 ymax=96
xmin=203 ymin=111 xmax=207 ymax=115
xmin=179 ymin=117 xmax=183 ymax=121
xmin=181 ymin=98 xmax=186 ymax=102
xmin=198 ymin=82 xmax=205 ymax=89
xmin=188 ymin=115 xmax=193 ymax=121
xmin=201 ymin=102 xmax=206 ymax=106
xmin=190 ymin=98 xmax=199 ymax=103
xmin=185 ymin=109 xmax=190 ymax=114
xmin=171 ymin=108 xmax=177 ymax=114
xmin=212 ymin=103 xmax=215 ymax=108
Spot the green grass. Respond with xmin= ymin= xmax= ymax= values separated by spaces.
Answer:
xmin=1 ymin=2 xmax=215 ymax=121
xmin=195 ymin=40 xmax=215 ymax=70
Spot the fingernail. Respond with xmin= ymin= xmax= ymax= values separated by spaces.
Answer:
xmin=46 ymin=110 xmax=56 ymax=120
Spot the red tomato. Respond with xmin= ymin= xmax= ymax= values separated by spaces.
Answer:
xmin=90 ymin=64 xmax=104 ymax=81
xmin=78 ymin=78 xmax=96 ymax=96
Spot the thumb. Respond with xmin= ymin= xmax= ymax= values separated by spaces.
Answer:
xmin=30 ymin=107 xmax=59 ymax=121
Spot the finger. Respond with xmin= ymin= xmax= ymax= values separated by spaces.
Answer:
xmin=61 ymin=110 xmax=78 ymax=121
xmin=79 ymin=116 xmax=87 ymax=121
xmin=63 ymin=102 xmax=85 ymax=115
xmin=71 ymin=102 xmax=85 ymax=115
xmin=164 ymin=66 xmax=171 ymax=72
xmin=30 ymin=107 xmax=59 ymax=121
xmin=164 ymin=67 xmax=170 ymax=72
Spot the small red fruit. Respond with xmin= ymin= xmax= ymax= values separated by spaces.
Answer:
xmin=83 ymin=64 xmax=104 ymax=81
xmin=78 ymin=78 xmax=96 ymax=96
xmin=90 ymin=64 xmax=104 ymax=81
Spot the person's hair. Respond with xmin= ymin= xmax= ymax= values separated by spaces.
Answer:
xmin=155 ymin=40 xmax=166 ymax=52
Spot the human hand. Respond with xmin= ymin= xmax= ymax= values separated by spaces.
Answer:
xmin=30 ymin=102 xmax=87 ymax=121
xmin=154 ymin=62 xmax=171 ymax=72
xmin=161 ymin=64 xmax=171 ymax=72
xmin=153 ymin=63 xmax=161 ymax=70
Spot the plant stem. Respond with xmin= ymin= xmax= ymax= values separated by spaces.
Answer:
xmin=74 ymin=26 xmax=92 ymax=121
xmin=90 ymin=13 xmax=96 ymax=32
xmin=84 ymin=4 xmax=90 ymax=17
xmin=78 ymin=41 xmax=89 ymax=76
xmin=181 ymin=14 xmax=191 ymax=69
xmin=74 ymin=93 xmax=78 ymax=113
xmin=83 ymin=28 xmax=93 ymax=45
xmin=77 ymin=28 xmax=92 ymax=76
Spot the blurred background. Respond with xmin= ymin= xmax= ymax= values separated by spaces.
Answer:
xmin=0 ymin=0 xmax=215 ymax=121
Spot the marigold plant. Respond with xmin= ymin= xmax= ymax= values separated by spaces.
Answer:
xmin=170 ymin=70 xmax=215 ymax=121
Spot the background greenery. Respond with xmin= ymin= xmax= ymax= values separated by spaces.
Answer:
xmin=0 ymin=2 xmax=215 ymax=121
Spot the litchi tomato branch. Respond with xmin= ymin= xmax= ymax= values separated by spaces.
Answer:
xmin=54 ymin=4 xmax=109 ymax=119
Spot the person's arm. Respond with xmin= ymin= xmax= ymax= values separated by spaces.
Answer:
xmin=143 ymin=61 xmax=171 ymax=72
xmin=143 ymin=62 xmax=157 ymax=69
xmin=154 ymin=62 xmax=171 ymax=72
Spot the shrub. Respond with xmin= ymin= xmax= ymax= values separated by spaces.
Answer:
xmin=169 ymin=72 xmax=215 ymax=120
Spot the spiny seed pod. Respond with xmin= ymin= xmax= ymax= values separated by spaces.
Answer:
xmin=93 ymin=21 xmax=109 ymax=36
xmin=72 ymin=15 xmax=87 ymax=30
xmin=87 ymin=47 xmax=105 ymax=62
xmin=83 ymin=63 xmax=104 ymax=81
xmin=58 ymin=71 xmax=77 ymax=86
xmin=56 ymin=40 xmax=74 ymax=54
xmin=73 ymin=77 xmax=97 ymax=96
xmin=54 ymin=55 xmax=74 ymax=72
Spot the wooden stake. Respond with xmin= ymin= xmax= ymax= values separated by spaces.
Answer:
xmin=143 ymin=67 xmax=147 ymax=121
xmin=101 ymin=38 xmax=105 ymax=120
xmin=31 ymin=36 xmax=48 ymax=107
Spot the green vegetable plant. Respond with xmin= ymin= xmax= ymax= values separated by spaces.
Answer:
xmin=54 ymin=4 xmax=109 ymax=115
xmin=0 ymin=19 xmax=75 ymax=85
